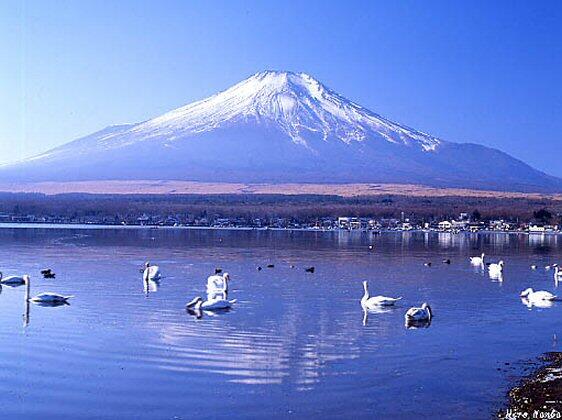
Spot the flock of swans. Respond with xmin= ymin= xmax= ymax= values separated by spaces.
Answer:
xmin=360 ymin=251 xmax=559 ymax=328
xmin=469 ymin=253 xmax=559 ymax=307
xmin=1 ymin=249 xmax=558 ymax=326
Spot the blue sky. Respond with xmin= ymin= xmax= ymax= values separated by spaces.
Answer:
xmin=1 ymin=0 xmax=561 ymax=175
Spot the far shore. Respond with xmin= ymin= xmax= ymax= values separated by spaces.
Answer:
xmin=2 ymin=222 xmax=562 ymax=236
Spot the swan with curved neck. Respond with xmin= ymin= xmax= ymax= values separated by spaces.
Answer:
xmin=361 ymin=281 xmax=401 ymax=309
xmin=488 ymin=260 xmax=505 ymax=273
xmin=520 ymin=288 xmax=557 ymax=302
xmin=143 ymin=262 xmax=161 ymax=281
xmin=405 ymin=303 xmax=433 ymax=322
xmin=470 ymin=253 xmax=485 ymax=265
xmin=206 ymin=272 xmax=230 ymax=294
xmin=24 ymin=276 xmax=73 ymax=304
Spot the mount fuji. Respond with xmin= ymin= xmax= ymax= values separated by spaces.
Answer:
xmin=2 ymin=70 xmax=561 ymax=192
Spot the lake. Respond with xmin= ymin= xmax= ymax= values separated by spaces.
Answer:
xmin=0 ymin=227 xmax=560 ymax=419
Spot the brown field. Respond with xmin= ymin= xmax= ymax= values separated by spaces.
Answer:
xmin=1 ymin=180 xmax=562 ymax=200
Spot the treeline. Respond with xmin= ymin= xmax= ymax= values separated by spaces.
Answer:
xmin=0 ymin=192 xmax=560 ymax=223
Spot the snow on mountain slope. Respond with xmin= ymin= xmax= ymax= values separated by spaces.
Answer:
xmin=126 ymin=70 xmax=441 ymax=152
xmin=1 ymin=70 xmax=561 ymax=192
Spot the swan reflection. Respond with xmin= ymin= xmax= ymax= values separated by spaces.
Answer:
xmin=404 ymin=318 xmax=432 ymax=329
xmin=362 ymin=307 xmax=395 ymax=326
xmin=23 ymin=296 xmax=69 ymax=328
xmin=489 ymin=271 xmax=503 ymax=282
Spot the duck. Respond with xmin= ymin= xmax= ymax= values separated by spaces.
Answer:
xmin=470 ymin=253 xmax=485 ymax=265
xmin=530 ymin=265 xmax=538 ymax=270
xmin=257 ymin=266 xmax=262 ymax=271
xmin=361 ymin=281 xmax=401 ymax=309
xmin=488 ymin=260 xmax=504 ymax=274
xmin=405 ymin=303 xmax=433 ymax=322
xmin=40 ymin=268 xmax=56 ymax=278
xmin=442 ymin=259 xmax=451 ymax=265
xmin=520 ymin=288 xmax=557 ymax=302
xmin=142 ymin=262 xmax=161 ymax=281
xmin=266 ymin=264 xmax=275 ymax=268
xmin=424 ymin=262 xmax=432 ymax=267
xmin=185 ymin=295 xmax=236 ymax=311
xmin=0 ymin=272 xmax=27 ymax=285
xmin=206 ymin=272 xmax=230 ymax=294
xmin=25 ymin=276 xmax=73 ymax=304
xmin=214 ymin=268 xmax=223 ymax=274
xmin=305 ymin=266 xmax=315 ymax=273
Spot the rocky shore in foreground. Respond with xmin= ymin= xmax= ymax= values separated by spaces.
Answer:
xmin=499 ymin=352 xmax=562 ymax=419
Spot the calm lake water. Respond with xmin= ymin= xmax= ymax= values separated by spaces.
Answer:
xmin=0 ymin=227 xmax=560 ymax=419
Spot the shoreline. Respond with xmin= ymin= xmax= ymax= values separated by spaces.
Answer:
xmin=499 ymin=352 xmax=562 ymax=419
xmin=0 ymin=222 xmax=562 ymax=236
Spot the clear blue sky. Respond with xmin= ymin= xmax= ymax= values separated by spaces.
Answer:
xmin=1 ymin=0 xmax=561 ymax=175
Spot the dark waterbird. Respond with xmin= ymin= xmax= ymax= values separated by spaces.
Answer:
xmin=266 ymin=264 xmax=275 ymax=268
xmin=215 ymin=268 xmax=223 ymax=274
xmin=442 ymin=259 xmax=451 ymax=265
xmin=41 ymin=269 xmax=56 ymax=278
xmin=305 ymin=267 xmax=315 ymax=273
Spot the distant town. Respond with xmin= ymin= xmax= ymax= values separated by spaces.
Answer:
xmin=0 ymin=210 xmax=560 ymax=234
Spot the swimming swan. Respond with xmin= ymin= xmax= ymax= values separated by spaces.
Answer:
xmin=206 ymin=272 xmax=230 ymax=294
xmin=143 ymin=262 xmax=161 ymax=281
xmin=186 ymin=295 xmax=236 ymax=311
xmin=0 ymin=272 xmax=27 ymax=285
xmin=488 ymin=260 xmax=504 ymax=274
xmin=520 ymin=288 xmax=557 ymax=302
xmin=470 ymin=253 xmax=485 ymax=265
xmin=521 ymin=297 xmax=554 ymax=309
xmin=361 ymin=281 xmax=401 ymax=309
xmin=405 ymin=303 xmax=433 ymax=322
xmin=24 ymin=276 xmax=73 ymax=303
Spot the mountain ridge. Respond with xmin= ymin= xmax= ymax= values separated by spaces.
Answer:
xmin=2 ymin=70 xmax=561 ymax=192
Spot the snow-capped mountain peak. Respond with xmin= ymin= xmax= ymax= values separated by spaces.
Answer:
xmin=126 ymin=70 xmax=441 ymax=152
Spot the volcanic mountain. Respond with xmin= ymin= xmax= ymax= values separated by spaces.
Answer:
xmin=2 ymin=70 xmax=560 ymax=192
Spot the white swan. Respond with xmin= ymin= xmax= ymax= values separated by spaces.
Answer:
xmin=186 ymin=295 xmax=236 ymax=311
xmin=521 ymin=297 xmax=554 ymax=309
xmin=488 ymin=260 xmax=504 ymax=274
xmin=520 ymin=288 xmax=557 ymax=302
xmin=361 ymin=281 xmax=401 ymax=309
xmin=143 ymin=262 xmax=161 ymax=281
xmin=0 ymin=272 xmax=27 ymax=285
xmin=554 ymin=267 xmax=562 ymax=278
xmin=405 ymin=303 xmax=432 ymax=322
xmin=206 ymin=272 xmax=230 ymax=294
xmin=470 ymin=253 xmax=485 ymax=265
xmin=25 ymin=276 xmax=73 ymax=303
